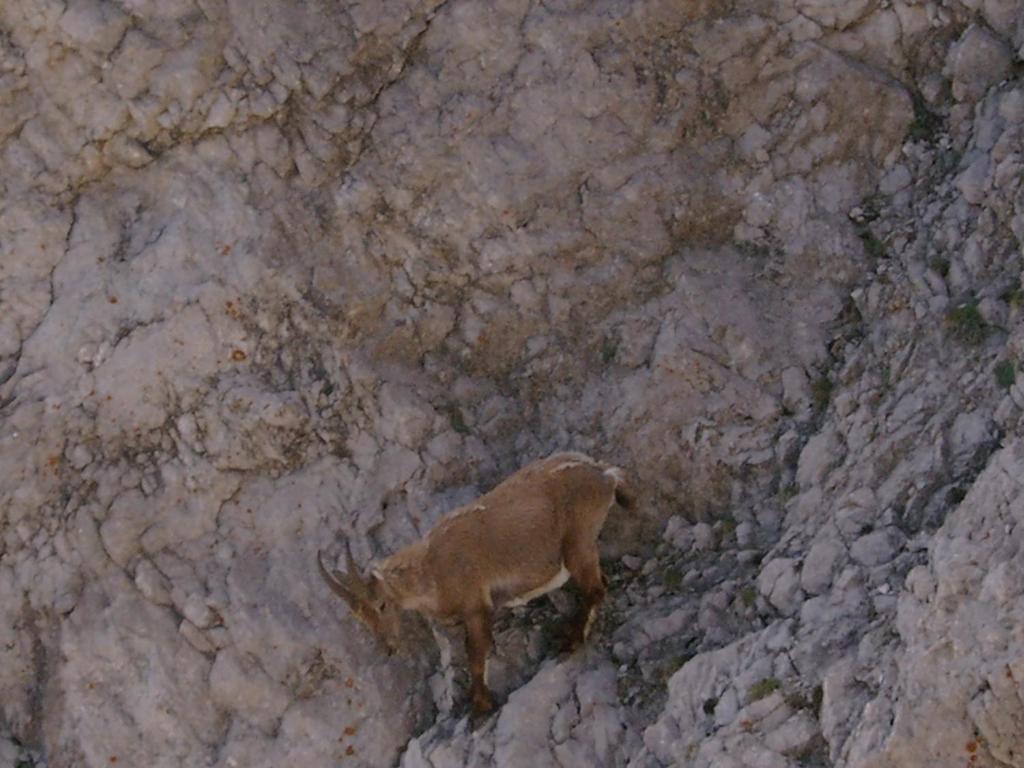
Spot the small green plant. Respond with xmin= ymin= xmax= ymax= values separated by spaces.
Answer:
xmin=907 ymin=92 xmax=943 ymax=143
xmin=719 ymin=516 xmax=737 ymax=539
xmin=945 ymin=300 xmax=988 ymax=346
xmin=778 ymin=483 xmax=798 ymax=503
xmin=663 ymin=567 xmax=683 ymax=591
xmin=785 ymin=685 xmax=824 ymax=713
xmin=659 ymin=653 xmax=693 ymax=682
xmin=929 ymin=257 xmax=950 ymax=278
xmin=995 ymin=360 xmax=1016 ymax=389
xmin=793 ymin=740 xmax=824 ymax=765
xmin=810 ymin=375 xmax=833 ymax=412
xmin=739 ymin=586 xmax=757 ymax=607
xmin=447 ymin=406 xmax=470 ymax=435
xmin=785 ymin=690 xmax=810 ymax=710
xmin=747 ymin=677 xmax=781 ymax=703
xmin=858 ymin=229 xmax=886 ymax=260
xmin=600 ymin=336 xmax=618 ymax=364
xmin=1000 ymin=285 xmax=1023 ymax=309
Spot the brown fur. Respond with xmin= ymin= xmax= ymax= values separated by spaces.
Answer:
xmin=318 ymin=451 xmax=630 ymax=716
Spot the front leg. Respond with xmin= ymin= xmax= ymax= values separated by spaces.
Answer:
xmin=463 ymin=609 xmax=494 ymax=716
xmin=563 ymin=546 xmax=607 ymax=653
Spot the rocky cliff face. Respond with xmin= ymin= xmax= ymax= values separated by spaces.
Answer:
xmin=1 ymin=1 xmax=1023 ymax=766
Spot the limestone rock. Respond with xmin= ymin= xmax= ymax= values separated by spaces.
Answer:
xmin=2 ymin=0 xmax=1024 ymax=766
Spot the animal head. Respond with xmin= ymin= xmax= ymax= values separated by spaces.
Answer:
xmin=318 ymin=549 xmax=401 ymax=653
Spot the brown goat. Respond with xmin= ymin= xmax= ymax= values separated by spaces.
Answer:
xmin=318 ymin=451 xmax=631 ymax=716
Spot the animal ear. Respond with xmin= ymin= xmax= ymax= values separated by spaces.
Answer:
xmin=344 ymin=548 xmax=377 ymax=599
xmin=368 ymin=570 xmax=389 ymax=603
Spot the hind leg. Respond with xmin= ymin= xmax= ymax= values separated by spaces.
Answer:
xmin=562 ymin=542 xmax=606 ymax=653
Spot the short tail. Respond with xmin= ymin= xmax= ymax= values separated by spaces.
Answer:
xmin=604 ymin=466 xmax=635 ymax=510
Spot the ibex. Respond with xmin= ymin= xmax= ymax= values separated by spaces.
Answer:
xmin=318 ymin=452 xmax=632 ymax=716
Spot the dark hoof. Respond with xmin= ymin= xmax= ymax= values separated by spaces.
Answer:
xmin=470 ymin=691 xmax=494 ymax=717
xmin=558 ymin=626 xmax=586 ymax=656
xmin=469 ymin=693 xmax=495 ymax=729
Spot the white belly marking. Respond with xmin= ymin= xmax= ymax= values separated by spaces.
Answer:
xmin=506 ymin=565 xmax=570 ymax=607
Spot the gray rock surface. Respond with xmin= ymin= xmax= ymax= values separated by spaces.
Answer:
xmin=2 ymin=1 xmax=1024 ymax=766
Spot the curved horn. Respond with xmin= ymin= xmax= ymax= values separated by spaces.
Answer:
xmin=318 ymin=550 xmax=361 ymax=601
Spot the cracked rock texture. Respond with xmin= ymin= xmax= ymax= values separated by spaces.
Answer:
xmin=2 ymin=1 xmax=1024 ymax=766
